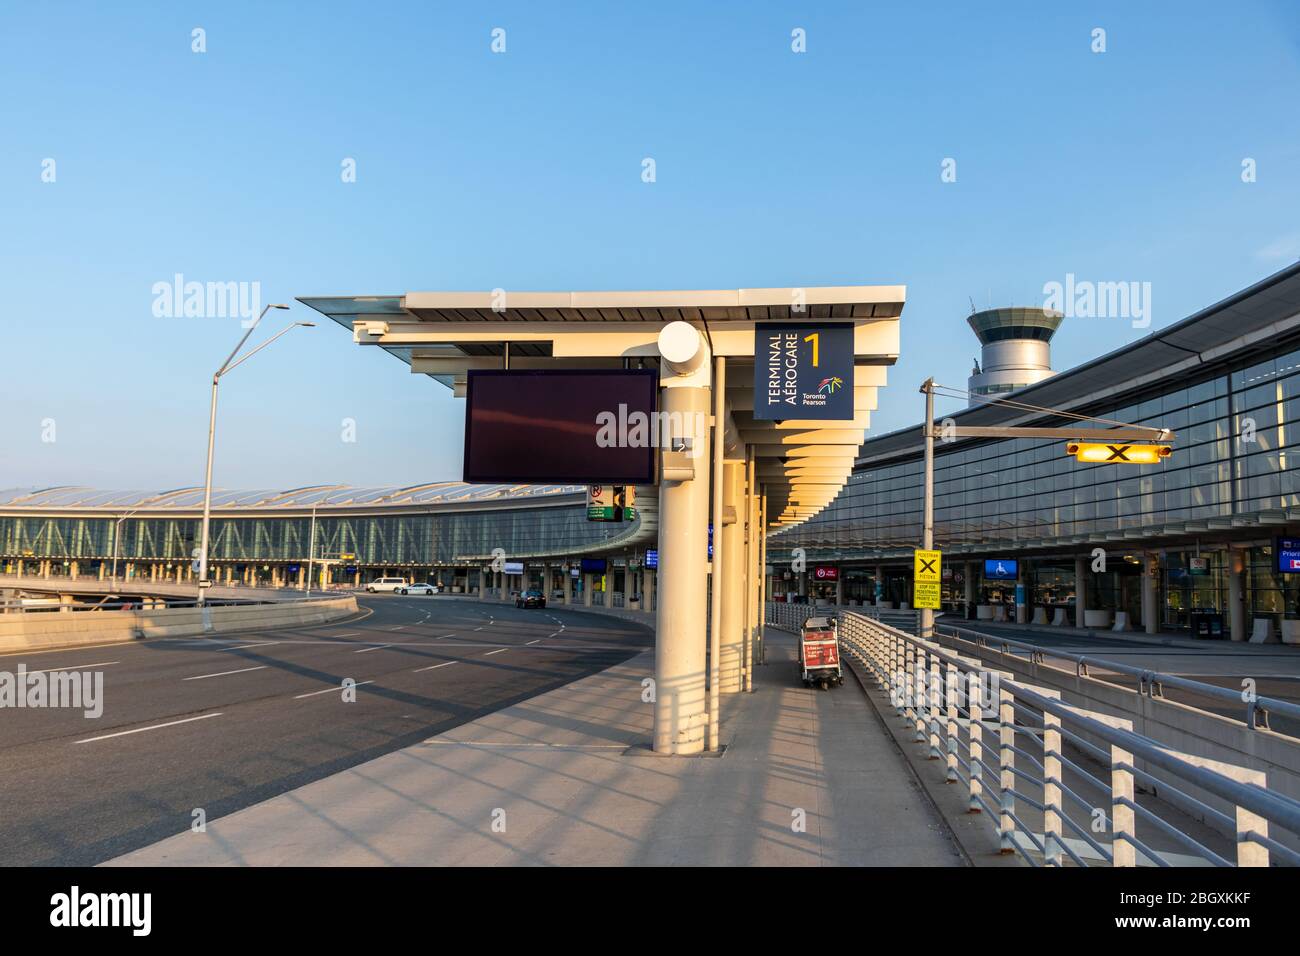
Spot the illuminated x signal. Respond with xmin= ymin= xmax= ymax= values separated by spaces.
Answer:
xmin=1066 ymin=442 xmax=1173 ymax=464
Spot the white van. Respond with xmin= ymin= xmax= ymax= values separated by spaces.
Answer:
xmin=365 ymin=577 xmax=407 ymax=593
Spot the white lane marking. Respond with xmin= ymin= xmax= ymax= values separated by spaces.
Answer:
xmin=25 ymin=661 xmax=118 ymax=675
xmin=484 ymin=648 xmax=507 ymax=657
xmin=473 ymin=626 xmax=483 ymax=631
xmin=294 ymin=680 xmax=375 ymax=699
xmin=76 ymin=712 xmax=223 ymax=744
xmin=389 ymin=626 xmax=405 ymax=631
xmin=183 ymin=665 xmax=268 ymax=681
xmin=547 ymin=631 xmax=560 ymax=638
xmin=227 ymin=641 xmax=279 ymax=650
xmin=413 ymin=661 xmax=458 ymax=673
xmin=355 ymin=644 xmax=392 ymax=654
xmin=526 ymin=640 xmax=541 ymax=646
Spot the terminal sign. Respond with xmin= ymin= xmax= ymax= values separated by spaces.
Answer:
xmin=753 ymin=322 xmax=855 ymax=421
xmin=913 ymin=549 xmax=941 ymax=610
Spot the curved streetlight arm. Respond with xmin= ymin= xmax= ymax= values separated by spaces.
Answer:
xmin=216 ymin=304 xmax=288 ymax=377
xmin=222 ymin=322 xmax=315 ymax=377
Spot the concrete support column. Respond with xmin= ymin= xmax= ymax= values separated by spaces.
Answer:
xmin=1228 ymin=549 xmax=1247 ymax=642
xmin=583 ymin=571 xmax=593 ymax=606
xmin=643 ymin=569 xmax=654 ymax=612
xmin=97 ymin=562 xmax=104 ymax=581
xmin=1142 ymin=554 xmax=1160 ymax=635
xmin=719 ymin=461 xmax=745 ymax=693
xmin=563 ymin=567 xmax=573 ymax=604
xmin=1074 ymin=555 xmax=1089 ymax=626
xmin=1015 ymin=563 xmax=1027 ymax=624
xmin=964 ymin=561 xmax=976 ymax=615
xmin=653 ymin=380 xmax=711 ymax=755
xmin=835 ymin=574 xmax=843 ymax=606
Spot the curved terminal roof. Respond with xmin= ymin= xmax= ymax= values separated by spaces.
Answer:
xmin=0 ymin=482 xmax=585 ymax=512
xmin=967 ymin=307 xmax=1064 ymax=345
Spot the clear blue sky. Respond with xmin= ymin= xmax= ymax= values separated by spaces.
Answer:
xmin=2 ymin=1 xmax=1298 ymax=490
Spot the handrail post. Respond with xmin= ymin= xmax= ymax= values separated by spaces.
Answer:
xmin=999 ymin=685 xmax=1015 ymax=853
xmin=1237 ymin=806 xmax=1270 ymax=867
xmin=1112 ymin=744 xmax=1135 ymax=867
xmin=968 ymin=670 xmax=984 ymax=812
xmin=928 ymin=653 xmax=942 ymax=760
xmin=913 ymin=646 xmax=927 ymax=742
xmin=946 ymin=661 xmax=959 ymax=782
xmin=1043 ymin=708 xmax=1063 ymax=866
xmin=904 ymin=641 xmax=916 ymax=727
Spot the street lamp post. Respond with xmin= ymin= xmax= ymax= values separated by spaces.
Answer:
xmin=110 ymin=509 xmax=140 ymax=591
xmin=305 ymin=504 xmax=318 ymax=597
xmin=196 ymin=305 xmax=314 ymax=606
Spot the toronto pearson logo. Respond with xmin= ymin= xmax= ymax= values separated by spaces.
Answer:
xmin=817 ymin=375 xmax=844 ymax=395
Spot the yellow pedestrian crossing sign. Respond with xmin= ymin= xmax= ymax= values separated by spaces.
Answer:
xmin=914 ymin=549 xmax=941 ymax=610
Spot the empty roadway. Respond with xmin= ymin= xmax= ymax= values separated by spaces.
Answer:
xmin=0 ymin=595 xmax=650 ymax=866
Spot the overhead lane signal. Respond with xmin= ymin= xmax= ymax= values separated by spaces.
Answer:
xmin=1066 ymin=442 xmax=1172 ymax=464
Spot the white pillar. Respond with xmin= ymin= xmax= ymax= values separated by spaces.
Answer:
xmin=583 ymin=572 xmax=593 ymax=606
xmin=653 ymin=322 xmax=711 ymax=755
xmin=642 ymin=568 xmax=654 ymax=612
xmin=719 ymin=460 xmax=745 ymax=694
xmin=563 ymin=567 xmax=573 ymax=604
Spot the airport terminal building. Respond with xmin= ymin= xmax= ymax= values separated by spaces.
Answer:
xmin=771 ymin=263 xmax=1300 ymax=641
xmin=0 ymin=482 xmax=658 ymax=606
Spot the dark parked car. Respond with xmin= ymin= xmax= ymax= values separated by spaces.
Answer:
xmin=516 ymin=588 xmax=546 ymax=609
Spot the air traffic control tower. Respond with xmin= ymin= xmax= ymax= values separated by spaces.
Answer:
xmin=966 ymin=306 xmax=1063 ymax=406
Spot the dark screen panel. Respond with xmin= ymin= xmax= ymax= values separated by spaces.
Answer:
xmin=463 ymin=369 xmax=658 ymax=483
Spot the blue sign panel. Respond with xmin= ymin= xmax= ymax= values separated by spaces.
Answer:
xmin=580 ymin=557 xmax=608 ymax=574
xmin=984 ymin=559 xmax=1018 ymax=580
xmin=645 ymin=550 xmax=659 ymax=569
xmin=754 ymin=322 xmax=855 ymax=420
xmin=1277 ymin=538 xmax=1300 ymax=574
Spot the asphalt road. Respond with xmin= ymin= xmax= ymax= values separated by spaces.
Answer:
xmin=0 ymin=596 xmax=651 ymax=866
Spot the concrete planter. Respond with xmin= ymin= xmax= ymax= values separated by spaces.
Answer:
xmin=976 ymin=605 xmax=995 ymax=621
xmin=1283 ymin=620 xmax=1300 ymax=646
xmin=1083 ymin=609 xmax=1113 ymax=628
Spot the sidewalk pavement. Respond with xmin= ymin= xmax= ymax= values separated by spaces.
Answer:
xmin=107 ymin=632 xmax=967 ymax=867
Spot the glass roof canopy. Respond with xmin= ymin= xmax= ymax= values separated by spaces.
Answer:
xmin=0 ymin=482 xmax=584 ymax=511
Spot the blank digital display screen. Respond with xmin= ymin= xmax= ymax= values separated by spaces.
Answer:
xmin=463 ymin=370 xmax=658 ymax=483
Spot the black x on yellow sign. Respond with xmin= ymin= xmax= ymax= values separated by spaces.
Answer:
xmin=1066 ymin=442 xmax=1173 ymax=464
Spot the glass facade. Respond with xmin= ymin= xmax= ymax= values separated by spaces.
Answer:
xmin=770 ymin=337 xmax=1300 ymax=632
xmin=0 ymin=503 xmax=635 ymax=567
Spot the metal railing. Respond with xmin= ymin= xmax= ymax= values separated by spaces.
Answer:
xmin=934 ymin=621 xmax=1300 ymax=733
xmin=767 ymin=603 xmax=1300 ymax=867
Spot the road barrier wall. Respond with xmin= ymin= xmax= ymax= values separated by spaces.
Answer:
xmin=0 ymin=596 xmax=359 ymax=653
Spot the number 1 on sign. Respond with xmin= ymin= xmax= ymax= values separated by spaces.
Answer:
xmin=803 ymin=332 xmax=819 ymax=367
